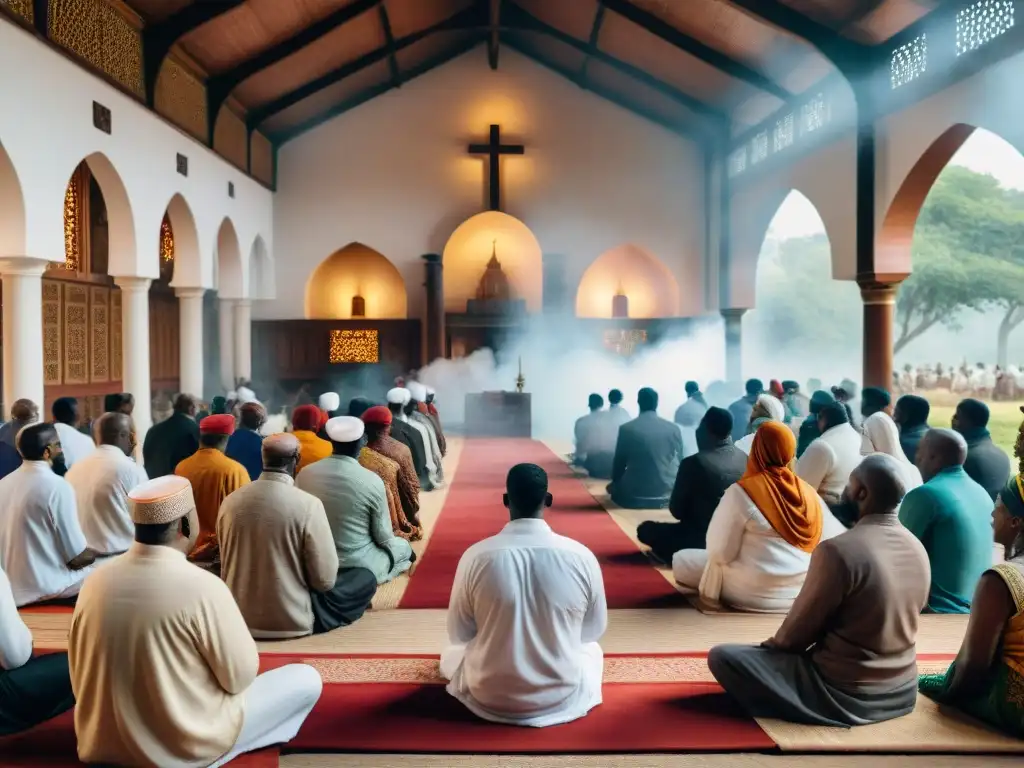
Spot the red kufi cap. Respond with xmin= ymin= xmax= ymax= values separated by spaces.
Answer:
xmin=292 ymin=404 xmax=322 ymax=432
xmin=361 ymin=405 xmax=393 ymax=426
xmin=199 ymin=414 xmax=235 ymax=435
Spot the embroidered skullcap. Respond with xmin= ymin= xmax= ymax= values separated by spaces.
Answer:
xmin=199 ymin=414 xmax=235 ymax=435
xmin=407 ymin=381 xmax=428 ymax=402
xmin=361 ymin=405 xmax=393 ymax=426
xmin=325 ymin=416 xmax=365 ymax=443
xmin=1000 ymin=474 xmax=1024 ymax=519
xmin=128 ymin=475 xmax=195 ymax=526
xmin=387 ymin=387 xmax=411 ymax=405
xmin=292 ymin=404 xmax=321 ymax=432
xmin=319 ymin=392 xmax=341 ymax=413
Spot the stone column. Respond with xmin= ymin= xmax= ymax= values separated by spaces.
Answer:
xmin=233 ymin=299 xmax=252 ymax=384
xmin=860 ymin=281 xmax=898 ymax=389
xmin=0 ymin=257 xmax=48 ymax=413
xmin=422 ymin=254 xmax=445 ymax=363
xmin=219 ymin=297 xmax=235 ymax=391
xmin=721 ymin=308 xmax=745 ymax=383
xmin=114 ymin=277 xmax=152 ymax=437
xmin=175 ymin=288 xmax=205 ymax=399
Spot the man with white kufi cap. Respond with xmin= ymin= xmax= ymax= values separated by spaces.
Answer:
xmin=394 ymin=386 xmax=443 ymax=489
xmin=386 ymin=387 xmax=432 ymax=490
xmin=297 ymin=417 xmax=414 ymax=583
xmin=68 ymin=475 xmax=323 ymax=767
xmin=408 ymin=381 xmax=446 ymax=458
xmin=318 ymin=391 xmax=341 ymax=417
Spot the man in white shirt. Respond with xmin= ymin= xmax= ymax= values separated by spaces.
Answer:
xmin=797 ymin=402 xmax=864 ymax=505
xmin=442 ymin=463 xmax=608 ymax=727
xmin=67 ymin=412 xmax=149 ymax=555
xmin=0 ymin=563 xmax=75 ymax=736
xmin=0 ymin=423 xmax=100 ymax=606
xmin=52 ymin=397 xmax=95 ymax=470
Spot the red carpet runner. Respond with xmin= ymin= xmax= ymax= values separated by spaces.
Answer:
xmin=401 ymin=438 xmax=686 ymax=609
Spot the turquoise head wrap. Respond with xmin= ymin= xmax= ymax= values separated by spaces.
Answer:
xmin=998 ymin=474 xmax=1024 ymax=519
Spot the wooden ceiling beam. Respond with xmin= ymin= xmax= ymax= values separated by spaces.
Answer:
xmin=599 ymin=0 xmax=791 ymax=100
xmin=505 ymin=4 xmax=727 ymax=122
xmin=378 ymin=4 xmax=400 ymax=86
xmin=142 ymin=0 xmax=245 ymax=108
xmin=207 ymin=0 xmax=382 ymax=142
xmin=580 ymin=2 xmax=607 ymax=82
xmin=249 ymin=4 xmax=486 ymax=128
xmin=275 ymin=34 xmax=487 ymax=144
xmin=725 ymin=0 xmax=872 ymax=75
xmin=488 ymin=0 xmax=501 ymax=69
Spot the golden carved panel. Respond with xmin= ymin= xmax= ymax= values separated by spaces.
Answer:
xmin=214 ymin=107 xmax=248 ymax=171
xmin=250 ymin=131 xmax=274 ymax=187
xmin=64 ymin=284 xmax=89 ymax=385
xmin=111 ymin=289 xmax=122 ymax=382
xmin=49 ymin=0 xmax=144 ymax=99
xmin=90 ymin=286 xmax=110 ymax=383
xmin=42 ymin=280 xmax=63 ymax=386
xmin=154 ymin=57 xmax=207 ymax=141
xmin=1 ymin=0 xmax=33 ymax=23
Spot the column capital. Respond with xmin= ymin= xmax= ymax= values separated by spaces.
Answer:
xmin=0 ymin=256 xmax=50 ymax=277
xmin=114 ymin=276 xmax=152 ymax=293
xmin=720 ymin=307 xmax=747 ymax=320
xmin=859 ymin=284 xmax=897 ymax=305
xmin=174 ymin=287 xmax=207 ymax=300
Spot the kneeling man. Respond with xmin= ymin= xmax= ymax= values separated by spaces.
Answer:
xmin=442 ymin=463 xmax=607 ymax=727
xmin=709 ymin=455 xmax=931 ymax=727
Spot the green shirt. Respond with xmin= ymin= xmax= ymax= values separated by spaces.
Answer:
xmin=898 ymin=466 xmax=994 ymax=614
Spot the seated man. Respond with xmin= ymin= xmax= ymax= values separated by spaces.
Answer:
xmin=899 ymin=428 xmax=994 ymax=613
xmin=68 ymin=475 xmax=323 ymax=767
xmin=893 ymin=394 xmax=930 ymax=464
xmin=357 ymin=406 xmax=420 ymax=540
xmin=442 ymin=463 xmax=607 ymax=726
xmin=0 ymin=562 xmax=75 ymax=736
xmin=728 ymin=379 xmax=763 ymax=442
xmin=51 ymin=397 xmax=95 ymax=470
xmin=0 ymin=399 xmax=39 ymax=480
xmin=860 ymin=387 xmax=892 ymax=420
xmin=174 ymin=414 xmax=250 ymax=564
xmin=386 ymin=388 xmax=432 ymax=490
xmin=225 ymin=402 xmax=267 ymax=481
xmin=637 ymin=407 xmax=747 ymax=563
xmin=362 ymin=405 xmax=421 ymax=530
xmin=673 ymin=383 xmax=707 ymax=459
xmin=919 ymin=474 xmax=1024 ymax=738
xmin=402 ymin=391 xmax=444 ymax=488
xmin=797 ymin=402 xmax=864 ymax=505
xmin=953 ymin=398 xmax=1011 ymax=501
xmin=142 ymin=393 xmax=199 ymax=478
xmin=0 ymin=424 xmax=99 ymax=606
xmin=292 ymin=404 xmax=333 ymax=473
xmin=297 ymin=416 xmax=414 ymax=583
xmin=219 ymin=434 xmax=376 ymax=637
xmin=607 ymin=387 xmax=683 ymax=509
xmin=606 ymin=388 xmax=631 ymax=426
xmin=796 ymin=390 xmax=835 ymax=458
xmin=574 ymin=393 xmax=616 ymax=479
xmin=66 ymin=413 xmax=149 ymax=556
xmin=709 ymin=455 xmax=931 ymax=726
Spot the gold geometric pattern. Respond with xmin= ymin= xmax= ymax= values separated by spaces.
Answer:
xmin=992 ymin=563 xmax=1024 ymax=613
xmin=49 ymin=0 xmax=144 ymax=99
xmin=61 ymin=170 xmax=82 ymax=273
xmin=111 ymin=289 xmax=122 ymax=382
xmin=214 ymin=107 xmax=248 ymax=171
xmin=63 ymin=284 xmax=89 ymax=385
xmin=330 ymin=329 xmax=379 ymax=363
xmin=154 ymin=58 xmax=207 ymax=141
xmin=90 ymin=286 xmax=109 ymax=382
xmin=42 ymin=280 xmax=63 ymax=385
xmin=1 ymin=0 xmax=33 ymax=23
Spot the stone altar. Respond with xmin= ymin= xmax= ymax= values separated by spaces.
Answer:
xmin=464 ymin=391 xmax=532 ymax=437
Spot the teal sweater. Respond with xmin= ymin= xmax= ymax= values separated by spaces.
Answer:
xmin=898 ymin=466 xmax=995 ymax=614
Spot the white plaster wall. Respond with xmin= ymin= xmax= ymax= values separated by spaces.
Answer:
xmin=0 ymin=20 xmax=273 ymax=294
xmin=268 ymin=45 xmax=705 ymax=321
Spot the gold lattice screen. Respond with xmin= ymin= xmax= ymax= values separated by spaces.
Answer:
xmin=330 ymin=330 xmax=379 ymax=363
xmin=603 ymin=329 xmax=648 ymax=357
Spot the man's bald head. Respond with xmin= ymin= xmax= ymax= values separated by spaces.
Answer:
xmin=96 ymin=411 xmax=135 ymax=456
xmin=850 ymin=454 xmax=907 ymax=516
xmin=262 ymin=433 xmax=301 ymax=477
xmin=10 ymin=399 xmax=38 ymax=425
xmin=916 ymin=428 xmax=968 ymax=483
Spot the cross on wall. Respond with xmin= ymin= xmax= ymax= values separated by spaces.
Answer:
xmin=467 ymin=124 xmax=525 ymax=212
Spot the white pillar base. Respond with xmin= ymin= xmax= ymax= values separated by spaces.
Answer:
xmin=115 ymin=277 xmax=153 ymax=438
xmin=0 ymin=257 xmax=49 ymax=414
xmin=175 ymin=287 xmax=205 ymax=399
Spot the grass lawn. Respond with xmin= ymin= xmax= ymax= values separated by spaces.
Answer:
xmin=919 ymin=391 xmax=1020 ymax=459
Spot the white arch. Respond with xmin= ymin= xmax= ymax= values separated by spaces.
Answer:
xmin=77 ymin=152 xmax=137 ymax=277
xmin=248 ymin=234 xmax=273 ymax=300
xmin=575 ymin=243 xmax=681 ymax=318
xmin=0 ymin=139 xmax=25 ymax=256
xmin=164 ymin=193 xmax=201 ymax=287
xmin=215 ymin=217 xmax=244 ymax=299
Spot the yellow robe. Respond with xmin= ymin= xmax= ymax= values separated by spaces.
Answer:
xmin=175 ymin=448 xmax=250 ymax=562
xmin=295 ymin=430 xmax=333 ymax=474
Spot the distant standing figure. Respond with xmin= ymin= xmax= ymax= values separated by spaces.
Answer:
xmin=142 ymin=394 xmax=199 ymax=479
xmin=607 ymin=388 xmax=683 ymax=509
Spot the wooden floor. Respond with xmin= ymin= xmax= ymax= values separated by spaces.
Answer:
xmin=22 ymin=436 xmax=1010 ymax=765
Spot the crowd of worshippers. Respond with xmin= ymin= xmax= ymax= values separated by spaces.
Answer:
xmin=0 ymin=381 xmax=452 ymax=763
xmin=573 ymin=378 xmax=1023 ymax=737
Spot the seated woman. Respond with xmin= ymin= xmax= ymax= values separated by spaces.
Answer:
xmin=919 ymin=475 xmax=1024 ymax=738
xmin=734 ymin=394 xmax=786 ymax=455
xmin=861 ymin=411 xmax=922 ymax=494
xmin=673 ymin=422 xmax=845 ymax=613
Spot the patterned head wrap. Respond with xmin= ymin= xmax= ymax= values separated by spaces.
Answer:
xmin=999 ymin=474 xmax=1024 ymax=519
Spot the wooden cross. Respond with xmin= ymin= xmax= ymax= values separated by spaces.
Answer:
xmin=467 ymin=124 xmax=525 ymax=212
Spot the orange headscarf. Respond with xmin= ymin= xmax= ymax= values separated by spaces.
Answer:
xmin=738 ymin=421 xmax=823 ymax=552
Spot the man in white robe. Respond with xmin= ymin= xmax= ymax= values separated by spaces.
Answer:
xmin=442 ymin=463 xmax=607 ymax=727
xmin=51 ymin=398 xmax=95 ymax=470
xmin=394 ymin=388 xmax=441 ymax=488
xmin=407 ymin=382 xmax=444 ymax=484
xmin=66 ymin=413 xmax=148 ymax=556
xmin=797 ymin=402 xmax=864 ymax=505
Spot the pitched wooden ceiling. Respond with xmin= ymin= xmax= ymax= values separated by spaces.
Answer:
xmin=125 ymin=0 xmax=940 ymax=144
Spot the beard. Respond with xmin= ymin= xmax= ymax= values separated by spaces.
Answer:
xmin=51 ymin=454 xmax=68 ymax=477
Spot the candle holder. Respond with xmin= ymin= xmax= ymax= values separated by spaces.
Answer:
xmin=515 ymin=356 xmax=525 ymax=393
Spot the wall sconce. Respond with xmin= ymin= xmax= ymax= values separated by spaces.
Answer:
xmin=351 ymin=294 xmax=366 ymax=318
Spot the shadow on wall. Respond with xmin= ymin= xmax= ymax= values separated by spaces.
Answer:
xmin=304 ymin=242 xmax=408 ymax=319
xmin=575 ymin=244 xmax=680 ymax=319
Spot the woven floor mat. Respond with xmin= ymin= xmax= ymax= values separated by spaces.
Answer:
xmin=280 ymin=756 xmax=1024 ymax=768
xmin=758 ymin=693 xmax=1024 ymax=753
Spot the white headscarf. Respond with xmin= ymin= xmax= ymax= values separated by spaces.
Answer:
xmin=861 ymin=411 xmax=923 ymax=492
xmin=734 ymin=395 xmax=787 ymax=455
